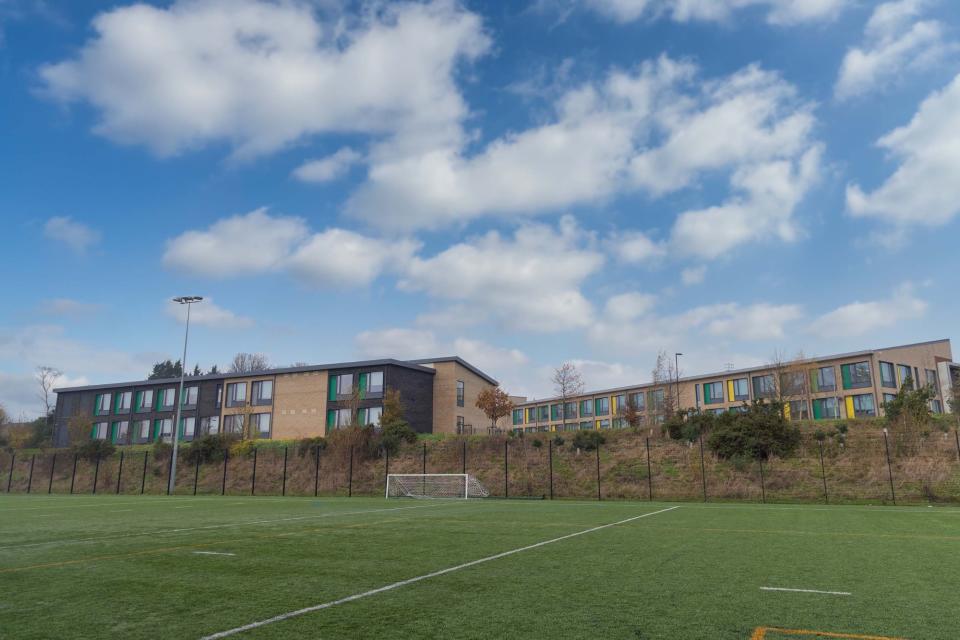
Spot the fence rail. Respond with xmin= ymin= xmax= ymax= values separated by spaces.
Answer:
xmin=3 ymin=429 xmax=960 ymax=504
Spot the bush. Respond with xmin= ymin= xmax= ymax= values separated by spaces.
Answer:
xmin=152 ymin=440 xmax=172 ymax=460
xmin=184 ymin=434 xmax=236 ymax=464
xmin=379 ymin=422 xmax=418 ymax=456
xmin=230 ymin=438 xmax=257 ymax=459
xmin=706 ymin=400 xmax=800 ymax=461
xmin=74 ymin=439 xmax=116 ymax=461
xmin=553 ymin=435 xmax=565 ymax=447
xmin=296 ymin=436 xmax=327 ymax=458
xmin=572 ymin=430 xmax=605 ymax=451
xmin=664 ymin=410 xmax=716 ymax=442
xmin=531 ymin=438 xmax=543 ymax=448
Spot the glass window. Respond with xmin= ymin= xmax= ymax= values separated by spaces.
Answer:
xmin=117 ymin=391 xmax=132 ymax=412
xmin=157 ymin=418 xmax=173 ymax=441
xmin=752 ymin=375 xmax=775 ymax=399
xmin=812 ymin=397 xmax=840 ymax=420
xmin=579 ymin=421 xmax=593 ymax=430
xmin=96 ymin=393 xmax=112 ymax=415
xmin=594 ymin=397 xmax=610 ymax=416
xmin=780 ymin=372 xmax=806 ymax=397
xmin=182 ymin=386 xmax=198 ymax=406
xmin=579 ymin=399 xmax=594 ymax=417
xmin=136 ymin=420 xmax=151 ymax=440
xmin=215 ymin=384 xmax=223 ymax=408
xmin=550 ymin=404 xmax=562 ymax=421
xmin=538 ymin=405 xmax=549 ymax=422
xmin=512 ymin=409 xmax=523 ymax=426
xmin=182 ymin=416 xmax=196 ymax=438
xmin=252 ymin=413 xmax=271 ymax=437
xmin=879 ymin=362 xmax=897 ymax=388
xmin=841 ymin=361 xmax=872 ymax=390
xmin=597 ymin=419 xmax=610 ymax=429
xmin=629 ymin=392 xmax=645 ymax=411
xmin=251 ymin=380 xmax=273 ymax=405
xmin=160 ymin=388 xmax=176 ymax=409
xmin=931 ymin=399 xmax=943 ymax=414
xmin=925 ymin=369 xmax=938 ymax=390
xmin=709 ymin=408 xmax=726 ymax=416
xmin=114 ymin=420 xmax=130 ymax=442
xmin=851 ymin=394 xmax=876 ymax=417
xmin=564 ymin=402 xmax=577 ymax=419
xmin=456 ymin=380 xmax=465 ymax=407
xmin=332 ymin=374 xmax=353 ymax=398
xmin=526 ymin=407 xmax=537 ymax=423
xmin=456 ymin=416 xmax=465 ymax=434
xmin=704 ymin=382 xmax=724 ymax=405
xmin=226 ymin=382 xmax=247 ymax=407
xmin=201 ymin=416 xmax=220 ymax=435
xmin=224 ymin=414 xmax=245 ymax=434
xmin=897 ymin=365 xmax=914 ymax=389
xmin=882 ymin=393 xmax=898 ymax=404
xmin=813 ymin=366 xmax=836 ymax=392
xmin=731 ymin=378 xmax=749 ymax=401
xmin=138 ymin=389 xmax=154 ymax=412
xmin=648 ymin=389 xmax=665 ymax=411
xmin=92 ymin=422 xmax=109 ymax=439
xmin=612 ymin=394 xmax=626 ymax=413
xmin=368 ymin=406 xmax=383 ymax=426
xmin=368 ymin=371 xmax=384 ymax=394
xmin=788 ymin=400 xmax=809 ymax=421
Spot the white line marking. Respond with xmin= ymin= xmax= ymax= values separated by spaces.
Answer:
xmin=193 ymin=551 xmax=236 ymax=557
xmin=0 ymin=503 xmax=454 ymax=552
xmin=760 ymin=587 xmax=851 ymax=596
xmin=199 ymin=506 xmax=680 ymax=640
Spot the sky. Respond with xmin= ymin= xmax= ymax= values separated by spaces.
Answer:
xmin=2 ymin=0 xmax=959 ymax=419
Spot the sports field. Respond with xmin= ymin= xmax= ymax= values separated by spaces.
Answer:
xmin=1 ymin=495 xmax=958 ymax=639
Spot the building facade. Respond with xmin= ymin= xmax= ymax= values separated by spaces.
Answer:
xmin=511 ymin=339 xmax=957 ymax=433
xmin=53 ymin=357 xmax=499 ymax=446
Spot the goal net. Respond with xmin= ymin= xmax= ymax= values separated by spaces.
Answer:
xmin=385 ymin=474 xmax=489 ymax=499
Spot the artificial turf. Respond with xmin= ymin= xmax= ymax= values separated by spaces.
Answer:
xmin=1 ymin=495 xmax=958 ymax=639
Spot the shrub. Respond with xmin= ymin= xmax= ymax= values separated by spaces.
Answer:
xmin=184 ymin=434 xmax=236 ymax=464
xmin=296 ymin=436 xmax=327 ymax=458
xmin=665 ymin=410 xmax=717 ymax=442
xmin=152 ymin=440 xmax=172 ymax=460
xmin=707 ymin=400 xmax=800 ymax=461
xmin=531 ymin=438 xmax=543 ymax=449
xmin=572 ymin=430 xmax=605 ymax=451
xmin=230 ymin=438 xmax=257 ymax=459
xmin=74 ymin=439 xmax=116 ymax=461
xmin=379 ymin=422 xmax=418 ymax=456
xmin=553 ymin=435 xmax=565 ymax=447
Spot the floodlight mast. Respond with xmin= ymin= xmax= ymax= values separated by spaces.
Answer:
xmin=168 ymin=296 xmax=203 ymax=495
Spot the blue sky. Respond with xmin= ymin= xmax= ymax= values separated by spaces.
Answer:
xmin=2 ymin=0 xmax=960 ymax=418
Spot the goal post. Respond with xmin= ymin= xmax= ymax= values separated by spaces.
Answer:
xmin=385 ymin=473 xmax=489 ymax=499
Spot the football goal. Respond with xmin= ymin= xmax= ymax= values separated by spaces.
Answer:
xmin=385 ymin=474 xmax=489 ymax=499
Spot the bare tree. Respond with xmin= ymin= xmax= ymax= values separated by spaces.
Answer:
xmin=229 ymin=353 xmax=270 ymax=373
xmin=769 ymin=349 xmax=812 ymax=418
xmin=552 ymin=363 xmax=584 ymax=426
xmin=0 ymin=403 xmax=8 ymax=427
xmin=621 ymin=396 xmax=643 ymax=430
xmin=651 ymin=351 xmax=677 ymax=421
xmin=36 ymin=366 xmax=61 ymax=417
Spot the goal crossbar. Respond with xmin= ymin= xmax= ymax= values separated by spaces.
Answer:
xmin=385 ymin=474 xmax=489 ymax=499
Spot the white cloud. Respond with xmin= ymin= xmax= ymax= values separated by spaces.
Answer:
xmin=399 ymin=216 xmax=604 ymax=332
xmin=293 ymin=148 xmax=363 ymax=183
xmin=604 ymin=292 xmax=658 ymax=322
xmin=835 ymin=0 xmax=952 ymax=100
xmin=680 ymin=266 xmax=706 ymax=285
xmin=37 ymin=298 xmax=101 ymax=316
xmin=584 ymin=0 xmax=850 ymax=25
xmin=610 ymin=230 xmax=666 ymax=264
xmin=0 ymin=371 xmax=88 ymax=421
xmin=846 ymin=74 xmax=960 ymax=226
xmin=807 ymin=284 xmax=927 ymax=338
xmin=164 ymin=298 xmax=253 ymax=329
xmin=163 ymin=208 xmax=307 ymax=277
xmin=354 ymin=328 xmax=442 ymax=361
xmin=287 ymin=229 xmax=418 ymax=289
xmin=40 ymin=0 xmax=489 ymax=159
xmin=43 ymin=216 xmax=100 ymax=254
xmin=670 ymin=145 xmax=821 ymax=259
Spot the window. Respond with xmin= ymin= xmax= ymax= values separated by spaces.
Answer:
xmin=703 ymin=382 xmax=724 ymax=405
xmin=648 ymin=389 xmax=665 ymax=412
xmin=812 ymin=397 xmax=840 ymax=420
xmin=226 ymin=382 xmax=247 ymax=407
xmin=326 ymin=408 xmax=352 ymax=429
xmin=538 ymin=406 xmax=549 ymax=422
xmin=137 ymin=389 xmax=154 ymax=412
xmin=879 ymin=362 xmax=897 ymax=388
xmin=113 ymin=420 xmax=130 ymax=443
xmin=612 ymin=417 xmax=625 ymax=429
xmin=897 ymin=365 xmax=913 ymax=389
xmin=629 ymin=392 xmax=645 ymax=411
xmin=550 ymin=404 xmax=562 ymax=421
xmin=925 ymin=369 xmax=938 ymax=390
xmin=849 ymin=394 xmax=876 ymax=417
xmin=456 ymin=380 xmax=465 ymax=407
xmin=224 ymin=414 xmax=245 ymax=434
xmin=579 ymin=421 xmax=593 ymax=430
xmin=931 ymin=399 xmax=943 ymax=414
xmin=612 ymin=394 xmax=626 ymax=414
xmin=526 ymin=407 xmax=537 ymax=423
xmin=812 ymin=366 xmax=836 ymax=393
xmin=456 ymin=416 xmax=466 ymax=434
xmin=159 ymin=388 xmax=176 ymax=409
xmin=597 ymin=419 xmax=610 ymax=429
xmin=136 ymin=420 xmax=151 ymax=441
xmin=882 ymin=393 xmax=898 ymax=405
xmin=729 ymin=378 xmax=749 ymax=401
xmin=564 ymin=402 xmax=577 ymax=419
xmin=512 ymin=409 xmax=523 ymax=426
xmin=708 ymin=408 xmax=726 ymax=416
xmin=182 ymin=386 xmax=199 ymax=407
xmin=367 ymin=371 xmax=384 ymax=395
xmin=752 ymin=375 xmax=775 ymax=399
xmin=251 ymin=413 xmax=271 ymax=438
xmin=594 ymin=397 xmax=610 ymax=416
xmin=329 ymin=374 xmax=354 ymax=401
xmin=181 ymin=416 xmax=196 ymax=439
xmin=116 ymin=391 xmax=132 ymax=413
xmin=579 ymin=399 xmax=594 ymax=417
xmin=251 ymin=380 xmax=273 ymax=405
xmin=201 ymin=416 xmax=220 ymax=435
xmin=156 ymin=418 xmax=173 ymax=441
xmin=788 ymin=400 xmax=809 ymax=421
xmin=367 ymin=406 xmax=382 ymax=426
xmin=215 ymin=384 xmax=223 ymax=409
xmin=780 ymin=372 xmax=806 ymax=397
xmin=95 ymin=393 xmax=112 ymax=416
xmin=92 ymin=422 xmax=109 ymax=440
xmin=841 ymin=361 xmax=872 ymax=390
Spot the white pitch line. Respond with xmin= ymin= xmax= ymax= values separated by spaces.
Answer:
xmin=199 ymin=506 xmax=680 ymax=640
xmin=0 ymin=503 xmax=455 ymax=552
xmin=760 ymin=587 xmax=851 ymax=596
xmin=193 ymin=551 xmax=237 ymax=557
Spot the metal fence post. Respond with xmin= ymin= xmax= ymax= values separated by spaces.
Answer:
xmin=116 ymin=450 xmax=124 ymax=495
xmin=646 ymin=436 xmax=653 ymax=501
xmin=166 ymin=449 xmax=174 ymax=495
xmin=504 ymin=440 xmax=509 ymax=498
xmin=954 ymin=429 xmax=960 ymax=462
xmin=698 ymin=432 xmax=707 ymax=503
xmin=314 ymin=446 xmax=320 ymax=498
xmin=6 ymin=452 xmax=15 ymax=492
xmin=92 ymin=456 xmax=101 ymax=494
xmin=140 ymin=451 xmax=148 ymax=495
xmin=818 ymin=439 xmax=829 ymax=504
xmin=758 ymin=458 xmax=766 ymax=504
xmin=48 ymin=452 xmax=57 ymax=494
xmin=348 ymin=445 xmax=354 ymax=498
xmin=70 ymin=453 xmax=78 ymax=494
xmin=221 ymin=449 xmax=229 ymax=496
xmin=383 ymin=447 xmax=389 ymax=495
xmin=548 ymin=439 xmax=554 ymax=500
xmin=282 ymin=446 xmax=288 ymax=497
xmin=596 ymin=443 xmax=601 ymax=501
xmin=193 ymin=453 xmax=200 ymax=496
xmin=27 ymin=454 xmax=35 ymax=493
xmin=883 ymin=428 xmax=896 ymax=505
xmin=422 ymin=442 xmax=427 ymax=474
xmin=462 ymin=440 xmax=467 ymax=475
xmin=251 ymin=448 xmax=258 ymax=496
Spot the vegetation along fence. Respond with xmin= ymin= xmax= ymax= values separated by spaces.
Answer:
xmin=4 ymin=422 xmax=960 ymax=505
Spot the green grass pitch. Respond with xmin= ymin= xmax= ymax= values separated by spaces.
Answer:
xmin=1 ymin=495 xmax=959 ymax=639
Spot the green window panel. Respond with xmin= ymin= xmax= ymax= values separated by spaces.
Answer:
xmin=110 ymin=422 xmax=118 ymax=443
xmin=550 ymin=404 xmax=560 ymax=421
xmin=326 ymin=410 xmax=336 ymax=429
xmin=841 ymin=365 xmax=852 ymax=390
xmin=358 ymin=373 xmax=368 ymax=399
xmin=328 ymin=376 xmax=338 ymax=401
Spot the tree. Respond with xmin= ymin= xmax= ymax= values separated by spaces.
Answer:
xmin=475 ymin=387 xmax=514 ymax=432
xmin=36 ymin=366 xmax=61 ymax=417
xmin=191 ymin=364 xmax=202 ymax=376
xmin=66 ymin=411 xmax=93 ymax=445
xmin=651 ymin=351 xmax=678 ymax=421
xmin=229 ymin=353 xmax=270 ymax=373
xmin=551 ymin=363 xmax=584 ymax=427
xmin=379 ymin=389 xmax=416 ymax=454
xmin=148 ymin=359 xmax=182 ymax=379
xmin=883 ymin=380 xmax=934 ymax=455
xmin=706 ymin=400 xmax=801 ymax=461
xmin=621 ymin=396 xmax=643 ymax=430
xmin=208 ymin=364 xmax=220 ymax=375
xmin=0 ymin=403 xmax=8 ymax=427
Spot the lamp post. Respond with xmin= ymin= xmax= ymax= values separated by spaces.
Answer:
xmin=674 ymin=352 xmax=683 ymax=413
xmin=168 ymin=296 xmax=203 ymax=495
